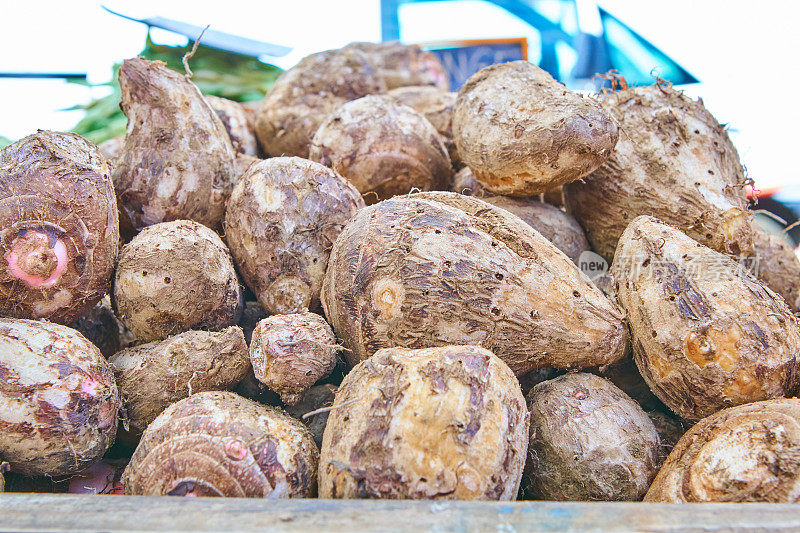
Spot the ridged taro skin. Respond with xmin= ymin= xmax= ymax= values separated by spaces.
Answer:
xmin=752 ymin=227 xmax=800 ymax=312
xmin=387 ymin=86 xmax=459 ymax=166
xmin=0 ymin=131 xmax=119 ymax=324
xmin=645 ymin=399 xmax=800 ymax=502
xmin=310 ymin=95 xmax=452 ymax=203
xmin=113 ymin=58 xmax=236 ymax=233
xmin=255 ymin=48 xmax=387 ymax=159
xmin=205 ymin=95 xmax=259 ymax=158
xmin=250 ymin=312 xmax=337 ymax=405
xmin=453 ymin=61 xmax=618 ymax=196
xmin=110 ymin=326 xmax=250 ymax=434
xmin=319 ymin=345 xmax=528 ymax=500
xmin=224 ymin=157 xmax=364 ymax=314
xmin=321 ymin=192 xmax=628 ymax=374
xmin=564 ymin=84 xmax=753 ymax=263
xmin=114 ymin=220 xmax=243 ymax=342
xmin=122 ymin=391 xmax=318 ymax=498
xmin=524 ymin=373 xmax=660 ymax=501
xmin=343 ymin=42 xmax=450 ymax=91
xmin=0 ymin=319 xmax=119 ymax=476
xmin=611 ymin=216 xmax=800 ymax=422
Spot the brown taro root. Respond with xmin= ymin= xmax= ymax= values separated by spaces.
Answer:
xmin=0 ymin=131 xmax=119 ymax=324
xmin=225 ymin=157 xmax=364 ymax=314
xmin=309 ymin=95 xmax=452 ymax=203
xmin=114 ymin=220 xmax=243 ymax=342
xmin=68 ymin=298 xmax=121 ymax=358
xmin=255 ymin=48 xmax=386 ymax=159
xmin=249 ymin=311 xmax=334 ymax=378
xmin=238 ymin=300 xmax=268 ymax=344
xmin=0 ymin=319 xmax=119 ymax=476
xmin=110 ymin=326 xmax=250 ymax=435
xmin=284 ymin=384 xmax=337 ymax=448
xmin=114 ymin=58 xmax=236 ymax=233
xmin=234 ymin=153 xmax=258 ymax=182
xmin=323 ymin=193 xmax=629 ymax=374
xmin=612 ymin=216 xmax=800 ymax=422
xmin=250 ymin=312 xmax=337 ymax=405
xmin=645 ymin=399 xmax=800 ymax=502
xmin=565 ymin=83 xmax=753 ymax=262
xmin=752 ymin=227 xmax=800 ymax=312
xmin=453 ymin=169 xmax=589 ymax=262
xmin=344 ymin=42 xmax=449 ymax=90
xmin=98 ymin=136 xmax=124 ymax=164
xmin=524 ymin=373 xmax=660 ymax=501
xmin=205 ymin=95 xmax=258 ymax=157
xmin=596 ymin=354 xmax=662 ymax=410
xmin=453 ymin=61 xmax=618 ymax=196
xmin=319 ymin=345 xmax=528 ymax=500
xmin=387 ymin=86 xmax=459 ymax=166
xmin=123 ymin=391 xmax=318 ymax=497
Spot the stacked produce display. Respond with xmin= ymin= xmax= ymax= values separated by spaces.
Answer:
xmin=2 ymin=39 xmax=800 ymax=504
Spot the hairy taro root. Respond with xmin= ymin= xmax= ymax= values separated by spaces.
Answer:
xmin=612 ymin=216 xmax=800 ymax=422
xmin=110 ymin=326 xmax=250 ymax=435
xmin=114 ymin=220 xmax=243 ymax=342
xmin=387 ymin=85 xmax=459 ymax=166
xmin=310 ymin=95 xmax=452 ymax=203
xmin=453 ymin=61 xmax=618 ymax=196
xmin=255 ymin=48 xmax=386 ymax=158
xmin=114 ymin=58 xmax=236 ymax=233
xmin=123 ymin=391 xmax=318 ymax=497
xmin=344 ymin=42 xmax=449 ymax=90
xmin=565 ymin=83 xmax=753 ymax=262
xmin=323 ymin=193 xmax=628 ymax=374
xmin=0 ymin=131 xmax=119 ymax=323
xmin=284 ymin=384 xmax=337 ymax=448
xmin=0 ymin=319 xmax=119 ymax=476
xmin=524 ymin=373 xmax=659 ymax=501
xmin=224 ymin=157 xmax=363 ymax=314
xmin=319 ymin=345 xmax=528 ymax=499
xmin=645 ymin=399 xmax=800 ymax=502
xmin=68 ymin=297 xmax=121 ymax=358
xmin=752 ymin=227 xmax=800 ymax=312
xmin=205 ymin=95 xmax=259 ymax=157
xmin=250 ymin=312 xmax=337 ymax=405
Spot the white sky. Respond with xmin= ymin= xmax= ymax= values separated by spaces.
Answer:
xmin=1 ymin=0 xmax=799 ymax=190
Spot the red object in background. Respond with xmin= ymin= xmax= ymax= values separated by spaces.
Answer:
xmin=746 ymin=184 xmax=781 ymax=201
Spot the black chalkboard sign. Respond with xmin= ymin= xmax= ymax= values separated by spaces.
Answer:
xmin=424 ymin=38 xmax=528 ymax=90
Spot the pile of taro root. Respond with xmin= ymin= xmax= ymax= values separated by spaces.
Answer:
xmin=3 ymin=41 xmax=800 ymax=503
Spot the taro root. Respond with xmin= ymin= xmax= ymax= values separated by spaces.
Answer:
xmin=387 ymin=86 xmax=459 ymax=166
xmin=0 ymin=319 xmax=119 ymax=476
xmin=250 ymin=312 xmax=337 ymax=405
xmin=310 ymin=95 xmax=452 ymax=203
xmin=224 ymin=157 xmax=364 ymax=314
xmin=523 ymin=373 xmax=659 ymax=501
xmin=319 ymin=345 xmax=528 ymax=500
xmin=68 ymin=297 xmax=121 ymax=358
xmin=123 ymin=391 xmax=318 ymax=498
xmin=114 ymin=220 xmax=243 ymax=342
xmin=68 ymin=459 xmax=126 ymax=495
xmin=453 ymin=61 xmax=618 ymax=196
xmin=0 ymin=131 xmax=119 ymax=324
xmin=238 ymin=300 xmax=268 ymax=344
xmin=284 ymin=384 xmax=337 ymax=448
xmin=611 ymin=216 xmax=800 ymax=422
xmin=0 ymin=462 xmax=8 ymax=492
xmin=451 ymin=165 xmax=488 ymax=196
xmin=645 ymin=399 xmax=800 ymax=502
xmin=98 ymin=136 xmax=124 ymax=164
xmin=564 ymin=83 xmax=753 ymax=262
xmin=233 ymin=153 xmax=258 ymax=182
xmin=113 ymin=58 xmax=236 ymax=233
xmin=205 ymin=95 xmax=258 ymax=157
xmin=596 ymin=355 xmax=662 ymax=411
xmin=344 ymin=42 xmax=449 ymax=90
xmin=323 ymin=193 xmax=628 ymax=375
xmin=752 ymin=227 xmax=800 ymax=312
xmin=255 ymin=48 xmax=386 ymax=159
xmin=110 ymin=327 xmax=250 ymax=435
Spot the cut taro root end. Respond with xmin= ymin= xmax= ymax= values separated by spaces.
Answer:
xmin=5 ymin=229 xmax=68 ymax=288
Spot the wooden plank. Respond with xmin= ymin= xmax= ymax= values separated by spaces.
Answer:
xmin=1 ymin=494 xmax=799 ymax=532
